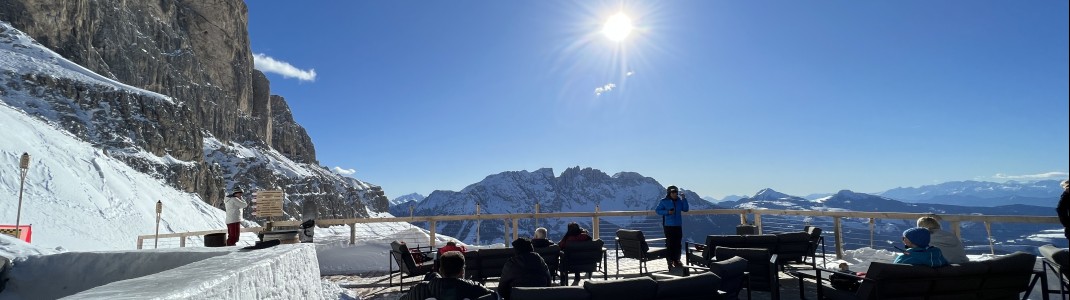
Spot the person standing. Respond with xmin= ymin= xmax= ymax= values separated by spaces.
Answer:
xmin=655 ymin=185 xmax=689 ymax=268
xmin=224 ymin=187 xmax=247 ymax=246
xmin=1058 ymin=180 xmax=1070 ymax=240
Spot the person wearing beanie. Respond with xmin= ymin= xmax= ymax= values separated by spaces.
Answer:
xmin=917 ymin=217 xmax=968 ymax=264
xmin=893 ymin=227 xmax=949 ymax=267
xmin=499 ymin=238 xmax=550 ymax=299
xmin=655 ymin=185 xmax=689 ymax=268
xmin=223 ymin=187 xmax=248 ymax=246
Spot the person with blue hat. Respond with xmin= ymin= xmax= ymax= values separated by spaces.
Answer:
xmin=893 ymin=227 xmax=949 ymax=267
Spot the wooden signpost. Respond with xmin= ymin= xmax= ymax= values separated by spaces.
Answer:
xmin=252 ymin=190 xmax=285 ymax=218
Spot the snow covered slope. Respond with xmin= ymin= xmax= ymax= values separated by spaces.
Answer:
xmin=0 ymin=102 xmax=227 ymax=251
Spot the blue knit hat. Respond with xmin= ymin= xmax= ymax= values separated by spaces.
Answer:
xmin=903 ymin=227 xmax=931 ymax=248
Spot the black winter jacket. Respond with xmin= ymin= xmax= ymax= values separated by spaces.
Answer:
xmin=498 ymin=252 xmax=551 ymax=300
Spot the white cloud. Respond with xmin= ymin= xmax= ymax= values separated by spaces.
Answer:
xmin=626 ymin=71 xmax=634 ymax=77
xmin=594 ymin=83 xmax=616 ymax=96
xmin=253 ymin=53 xmax=317 ymax=82
xmin=332 ymin=167 xmax=356 ymax=176
xmin=992 ymin=172 xmax=1068 ymax=180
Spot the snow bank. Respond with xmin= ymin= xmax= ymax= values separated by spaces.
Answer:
xmin=0 ymin=103 xmax=228 ymax=252
xmin=1 ymin=247 xmax=230 ymax=300
xmin=0 ymin=234 xmax=59 ymax=260
xmin=67 ymin=244 xmax=321 ymax=300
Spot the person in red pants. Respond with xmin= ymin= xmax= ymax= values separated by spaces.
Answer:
xmin=224 ymin=187 xmax=247 ymax=246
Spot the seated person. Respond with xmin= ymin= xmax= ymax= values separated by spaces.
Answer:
xmin=893 ymin=227 xmax=949 ymax=267
xmin=532 ymin=227 xmax=554 ymax=248
xmin=439 ymin=240 xmax=467 ymax=256
xmin=917 ymin=216 xmax=968 ymax=264
xmin=499 ymin=238 xmax=551 ymax=300
xmin=403 ymin=251 xmax=496 ymax=300
xmin=558 ymin=222 xmax=593 ymax=286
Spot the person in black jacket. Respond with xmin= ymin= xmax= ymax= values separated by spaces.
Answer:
xmin=531 ymin=227 xmax=554 ymax=248
xmin=402 ymin=251 xmax=496 ymax=300
xmin=1058 ymin=180 xmax=1070 ymax=240
xmin=498 ymin=238 xmax=551 ymax=300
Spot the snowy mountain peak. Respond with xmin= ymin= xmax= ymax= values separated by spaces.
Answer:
xmin=390 ymin=193 xmax=425 ymax=206
xmin=753 ymin=188 xmax=792 ymax=200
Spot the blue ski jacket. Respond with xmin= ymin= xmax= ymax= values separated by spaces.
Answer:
xmin=655 ymin=197 xmax=689 ymax=227
xmin=893 ymin=246 xmax=949 ymax=267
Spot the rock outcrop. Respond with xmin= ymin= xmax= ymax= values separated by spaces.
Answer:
xmin=0 ymin=0 xmax=378 ymax=220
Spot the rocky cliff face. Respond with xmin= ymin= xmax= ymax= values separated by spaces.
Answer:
xmin=0 ymin=0 xmax=376 ymax=220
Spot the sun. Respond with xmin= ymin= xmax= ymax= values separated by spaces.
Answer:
xmin=602 ymin=12 xmax=633 ymax=42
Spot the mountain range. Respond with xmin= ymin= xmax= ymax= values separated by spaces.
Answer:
xmin=390 ymin=167 xmax=1065 ymax=252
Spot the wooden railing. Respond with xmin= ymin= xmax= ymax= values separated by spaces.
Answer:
xmin=136 ymin=208 xmax=1060 ymax=258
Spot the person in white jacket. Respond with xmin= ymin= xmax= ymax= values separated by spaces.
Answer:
xmin=917 ymin=216 xmax=969 ymax=264
xmin=224 ymin=188 xmax=248 ymax=246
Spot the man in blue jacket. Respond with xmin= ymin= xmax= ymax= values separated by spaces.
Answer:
xmin=655 ymin=185 xmax=689 ymax=268
xmin=893 ymin=227 xmax=949 ymax=267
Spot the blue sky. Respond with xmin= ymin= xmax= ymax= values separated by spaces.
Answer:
xmin=246 ymin=1 xmax=1069 ymax=199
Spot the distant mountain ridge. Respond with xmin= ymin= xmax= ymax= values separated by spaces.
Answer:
xmin=878 ymin=180 xmax=1063 ymax=207
xmin=390 ymin=167 xmax=737 ymax=244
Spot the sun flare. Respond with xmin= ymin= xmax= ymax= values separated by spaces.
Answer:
xmin=602 ymin=13 xmax=633 ymax=42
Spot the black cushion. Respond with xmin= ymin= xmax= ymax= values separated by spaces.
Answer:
xmin=1040 ymin=244 xmax=1069 ymax=275
xmin=584 ymin=276 xmax=658 ymax=300
xmin=709 ymin=256 xmax=748 ymax=300
xmin=655 ymin=272 xmax=720 ymax=300
xmin=742 ymin=235 xmax=779 ymax=253
xmin=930 ymin=262 xmax=987 ymax=295
xmin=512 ymin=286 xmax=588 ymax=300
xmin=475 ymin=248 xmax=513 ymax=279
xmin=562 ymin=240 xmax=605 ymax=273
xmin=775 ymin=232 xmax=812 ymax=262
xmin=858 ymin=262 xmax=939 ymax=299
xmin=715 ymin=246 xmax=776 ymax=291
xmin=978 ymin=252 xmax=1034 ymax=299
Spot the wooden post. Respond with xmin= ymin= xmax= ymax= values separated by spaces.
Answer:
xmin=834 ymin=217 xmax=844 ymax=259
xmin=754 ymin=214 xmax=763 ymax=235
xmin=155 ymin=200 xmax=162 ymax=249
xmin=950 ymin=221 xmax=962 ymax=239
xmin=534 ymin=203 xmax=540 ymax=229
xmin=512 ymin=218 xmax=519 ymax=242
xmin=179 ymin=234 xmax=186 ymax=247
xmin=593 ymin=205 xmax=601 ymax=240
xmin=137 ymin=237 xmax=144 ymax=250
xmin=984 ymin=221 xmax=994 ymax=255
xmin=409 ymin=205 xmax=414 ymax=218
xmin=349 ymin=223 xmax=356 ymax=245
xmin=503 ymin=220 xmax=509 ymax=246
xmin=430 ymin=220 xmax=438 ymax=248
xmin=740 ymin=213 xmax=748 ymax=225
xmin=476 ymin=204 xmax=481 ymax=244
xmin=869 ymin=218 xmax=875 ymax=248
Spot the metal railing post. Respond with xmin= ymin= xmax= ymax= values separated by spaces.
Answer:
xmin=834 ymin=217 xmax=844 ymax=259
